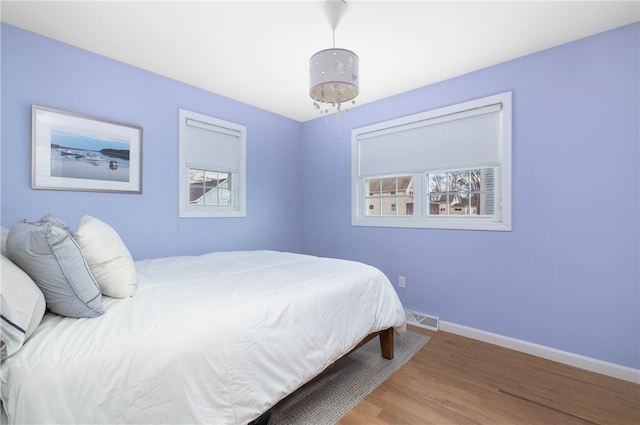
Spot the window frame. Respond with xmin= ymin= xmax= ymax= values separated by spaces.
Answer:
xmin=178 ymin=109 xmax=246 ymax=218
xmin=351 ymin=92 xmax=512 ymax=231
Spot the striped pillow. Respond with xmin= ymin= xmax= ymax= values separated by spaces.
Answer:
xmin=0 ymin=255 xmax=46 ymax=358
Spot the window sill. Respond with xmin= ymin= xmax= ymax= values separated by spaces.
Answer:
xmin=351 ymin=216 xmax=511 ymax=231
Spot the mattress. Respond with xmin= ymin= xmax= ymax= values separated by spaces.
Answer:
xmin=1 ymin=250 xmax=406 ymax=424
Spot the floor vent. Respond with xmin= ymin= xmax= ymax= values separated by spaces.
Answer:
xmin=405 ymin=310 xmax=439 ymax=331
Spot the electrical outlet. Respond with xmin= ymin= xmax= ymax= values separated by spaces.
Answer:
xmin=398 ymin=276 xmax=406 ymax=288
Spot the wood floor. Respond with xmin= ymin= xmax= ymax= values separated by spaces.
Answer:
xmin=337 ymin=326 xmax=640 ymax=425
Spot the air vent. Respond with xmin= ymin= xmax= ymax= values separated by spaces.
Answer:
xmin=405 ymin=310 xmax=439 ymax=331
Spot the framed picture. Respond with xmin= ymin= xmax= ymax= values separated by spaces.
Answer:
xmin=32 ymin=105 xmax=143 ymax=193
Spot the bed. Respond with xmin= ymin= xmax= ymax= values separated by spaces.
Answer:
xmin=0 ymin=216 xmax=406 ymax=424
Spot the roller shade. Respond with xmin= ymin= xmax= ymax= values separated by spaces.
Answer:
xmin=184 ymin=118 xmax=241 ymax=171
xmin=357 ymin=103 xmax=502 ymax=177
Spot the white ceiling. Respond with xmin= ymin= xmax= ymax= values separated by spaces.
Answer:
xmin=1 ymin=1 xmax=638 ymax=122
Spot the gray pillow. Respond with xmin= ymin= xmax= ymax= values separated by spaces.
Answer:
xmin=6 ymin=215 xmax=104 ymax=318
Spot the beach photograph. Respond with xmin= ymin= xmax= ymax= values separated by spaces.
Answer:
xmin=49 ymin=129 xmax=130 ymax=182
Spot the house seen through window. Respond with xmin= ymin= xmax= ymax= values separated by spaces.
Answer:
xmin=189 ymin=170 xmax=231 ymax=206
xmin=427 ymin=168 xmax=494 ymax=216
xmin=366 ymin=176 xmax=414 ymax=216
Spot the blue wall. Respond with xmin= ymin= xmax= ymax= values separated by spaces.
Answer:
xmin=2 ymin=22 xmax=638 ymax=370
xmin=301 ymin=23 xmax=639 ymax=370
xmin=1 ymin=24 xmax=304 ymax=259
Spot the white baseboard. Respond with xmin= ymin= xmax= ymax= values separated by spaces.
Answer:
xmin=439 ymin=320 xmax=640 ymax=384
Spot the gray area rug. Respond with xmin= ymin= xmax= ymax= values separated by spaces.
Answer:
xmin=268 ymin=330 xmax=430 ymax=425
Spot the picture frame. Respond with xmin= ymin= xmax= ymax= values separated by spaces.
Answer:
xmin=32 ymin=105 xmax=143 ymax=193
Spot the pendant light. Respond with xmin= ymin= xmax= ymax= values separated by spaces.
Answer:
xmin=309 ymin=0 xmax=359 ymax=115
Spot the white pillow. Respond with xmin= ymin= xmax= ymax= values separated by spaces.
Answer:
xmin=1 ymin=255 xmax=47 ymax=358
xmin=75 ymin=215 xmax=136 ymax=298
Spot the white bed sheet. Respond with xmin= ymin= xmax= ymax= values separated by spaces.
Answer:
xmin=1 ymin=250 xmax=406 ymax=424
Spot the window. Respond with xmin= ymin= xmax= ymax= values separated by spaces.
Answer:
xmin=365 ymin=176 xmax=414 ymax=216
xmin=179 ymin=109 xmax=246 ymax=217
xmin=189 ymin=170 xmax=231 ymax=206
xmin=352 ymin=92 xmax=511 ymax=231
xmin=427 ymin=168 xmax=494 ymax=216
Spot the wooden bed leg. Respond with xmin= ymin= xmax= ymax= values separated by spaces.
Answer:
xmin=342 ymin=329 xmax=395 ymax=362
xmin=379 ymin=328 xmax=394 ymax=360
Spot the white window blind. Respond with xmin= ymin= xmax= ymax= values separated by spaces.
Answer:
xmin=357 ymin=103 xmax=502 ymax=177
xmin=184 ymin=118 xmax=241 ymax=172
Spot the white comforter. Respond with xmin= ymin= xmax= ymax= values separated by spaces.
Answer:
xmin=1 ymin=250 xmax=406 ymax=424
